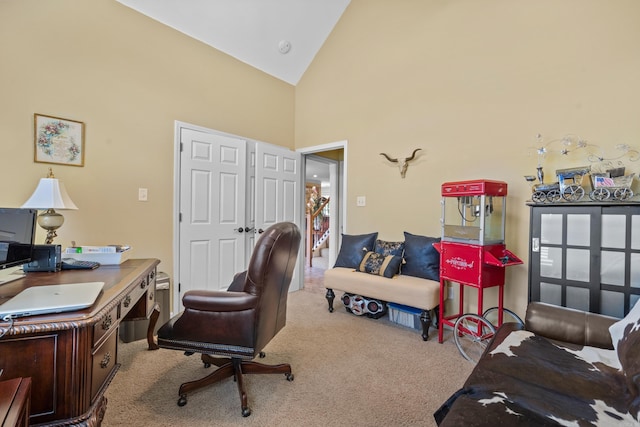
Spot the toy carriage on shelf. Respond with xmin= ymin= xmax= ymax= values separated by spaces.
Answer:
xmin=526 ymin=165 xmax=636 ymax=203
xmin=589 ymin=171 xmax=635 ymax=201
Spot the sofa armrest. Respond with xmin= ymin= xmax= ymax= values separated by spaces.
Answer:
xmin=525 ymin=302 xmax=617 ymax=349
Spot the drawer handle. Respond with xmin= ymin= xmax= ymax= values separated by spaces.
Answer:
xmin=100 ymin=352 xmax=111 ymax=369
xmin=123 ymin=295 xmax=132 ymax=308
xmin=149 ymin=292 xmax=154 ymax=301
xmin=101 ymin=315 xmax=113 ymax=331
xmin=140 ymin=279 xmax=147 ymax=289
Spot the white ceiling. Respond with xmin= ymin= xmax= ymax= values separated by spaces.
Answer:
xmin=305 ymin=158 xmax=330 ymax=185
xmin=116 ymin=0 xmax=351 ymax=85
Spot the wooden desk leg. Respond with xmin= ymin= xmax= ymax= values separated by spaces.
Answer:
xmin=147 ymin=303 xmax=160 ymax=350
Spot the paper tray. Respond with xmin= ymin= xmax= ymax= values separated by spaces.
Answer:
xmin=64 ymin=250 xmax=131 ymax=265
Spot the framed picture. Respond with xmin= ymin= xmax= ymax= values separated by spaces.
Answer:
xmin=34 ymin=113 xmax=85 ymax=166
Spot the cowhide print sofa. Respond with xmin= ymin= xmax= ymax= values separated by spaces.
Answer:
xmin=435 ymin=301 xmax=640 ymax=426
xmin=323 ymin=232 xmax=440 ymax=341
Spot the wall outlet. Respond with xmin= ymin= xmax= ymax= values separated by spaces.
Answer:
xmin=138 ymin=188 xmax=148 ymax=201
xmin=356 ymin=196 xmax=366 ymax=207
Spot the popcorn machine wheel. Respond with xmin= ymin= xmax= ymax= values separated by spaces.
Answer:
xmin=435 ymin=179 xmax=523 ymax=362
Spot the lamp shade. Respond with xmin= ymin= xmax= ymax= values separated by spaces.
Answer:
xmin=21 ymin=178 xmax=78 ymax=210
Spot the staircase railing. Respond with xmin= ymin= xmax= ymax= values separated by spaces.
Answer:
xmin=306 ymin=197 xmax=330 ymax=267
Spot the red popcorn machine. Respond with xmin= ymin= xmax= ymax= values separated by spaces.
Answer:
xmin=434 ymin=179 xmax=522 ymax=362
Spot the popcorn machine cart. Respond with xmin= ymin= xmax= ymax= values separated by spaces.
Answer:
xmin=434 ymin=180 xmax=523 ymax=362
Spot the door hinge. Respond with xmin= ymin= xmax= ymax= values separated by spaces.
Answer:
xmin=179 ymin=212 xmax=182 ymax=222
xmin=178 ymin=282 xmax=181 ymax=292
xmin=180 ymin=142 xmax=184 ymax=152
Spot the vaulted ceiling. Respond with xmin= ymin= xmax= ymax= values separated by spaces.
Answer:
xmin=116 ymin=0 xmax=351 ymax=85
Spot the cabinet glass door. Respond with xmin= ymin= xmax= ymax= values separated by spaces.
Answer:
xmin=530 ymin=206 xmax=599 ymax=313
xmin=600 ymin=207 xmax=640 ymax=317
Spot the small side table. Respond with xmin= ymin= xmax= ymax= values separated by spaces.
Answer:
xmin=0 ymin=377 xmax=31 ymax=427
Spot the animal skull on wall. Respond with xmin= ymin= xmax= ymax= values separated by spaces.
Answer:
xmin=379 ymin=148 xmax=422 ymax=178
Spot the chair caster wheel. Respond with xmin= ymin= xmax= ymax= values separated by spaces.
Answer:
xmin=285 ymin=373 xmax=294 ymax=382
xmin=259 ymin=351 xmax=266 ymax=358
xmin=242 ymin=407 xmax=251 ymax=417
xmin=203 ymin=362 xmax=211 ymax=368
xmin=177 ymin=395 xmax=187 ymax=407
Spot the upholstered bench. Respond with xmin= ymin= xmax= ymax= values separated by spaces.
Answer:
xmin=323 ymin=231 xmax=441 ymax=341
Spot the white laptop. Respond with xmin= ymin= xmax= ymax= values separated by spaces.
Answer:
xmin=0 ymin=281 xmax=104 ymax=319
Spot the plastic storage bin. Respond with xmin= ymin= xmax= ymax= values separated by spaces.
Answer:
xmin=388 ymin=303 xmax=422 ymax=331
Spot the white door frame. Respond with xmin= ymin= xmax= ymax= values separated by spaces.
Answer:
xmin=297 ymin=140 xmax=348 ymax=269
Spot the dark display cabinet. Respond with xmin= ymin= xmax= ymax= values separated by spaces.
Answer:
xmin=528 ymin=202 xmax=640 ymax=318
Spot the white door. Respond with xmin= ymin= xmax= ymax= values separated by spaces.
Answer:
xmin=179 ymin=128 xmax=247 ymax=299
xmin=254 ymin=143 xmax=303 ymax=289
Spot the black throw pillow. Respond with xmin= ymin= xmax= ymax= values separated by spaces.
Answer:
xmin=334 ymin=232 xmax=378 ymax=269
xmin=402 ymin=232 xmax=440 ymax=281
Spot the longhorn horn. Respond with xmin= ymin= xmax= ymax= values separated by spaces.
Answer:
xmin=405 ymin=148 xmax=422 ymax=162
xmin=379 ymin=153 xmax=398 ymax=163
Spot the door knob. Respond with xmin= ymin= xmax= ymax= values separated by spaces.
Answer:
xmin=244 ymin=227 xmax=254 ymax=233
xmin=258 ymin=228 xmax=264 ymax=234
xmin=237 ymin=227 xmax=244 ymax=232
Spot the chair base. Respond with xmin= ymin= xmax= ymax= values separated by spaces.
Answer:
xmin=176 ymin=353 xmax=294 ymax=417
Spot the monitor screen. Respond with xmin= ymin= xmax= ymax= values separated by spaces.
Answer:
xmin=0 ymin=208 xmax=37 ymax=270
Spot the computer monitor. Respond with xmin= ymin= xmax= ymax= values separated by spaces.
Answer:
xmin=0 ymin=208 xmax=37 ymax=285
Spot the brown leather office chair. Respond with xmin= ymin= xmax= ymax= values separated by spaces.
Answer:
xmin=157 ymin=222 xmax=301 ymax=417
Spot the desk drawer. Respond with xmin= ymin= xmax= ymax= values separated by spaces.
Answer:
xmin=146 ymin=274 xmax=156 ymax=317
xmin=93 ymin=305 xmax=118 ymax=346
xmin=120 ymin=280 xmax=146 ymax=319
xmin=91 ymin=329 xmax=117 ymax=401
xmin=122 ymin=273 xmax=155 ymax=320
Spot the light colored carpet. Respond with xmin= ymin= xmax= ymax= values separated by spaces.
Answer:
xmin=103 ymin=290 xmax=473 ymax=426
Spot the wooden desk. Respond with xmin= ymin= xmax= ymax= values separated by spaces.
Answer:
xmin=0 ymin=259 xmax=160 ymax=426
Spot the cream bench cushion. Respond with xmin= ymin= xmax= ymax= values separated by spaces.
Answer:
xmin=324 ymin=267 xmax=439 ymax=311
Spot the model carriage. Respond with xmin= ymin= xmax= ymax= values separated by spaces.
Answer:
xmin=527 ymin=165 xmax=636 ymax=203
xmin=589 ymin=172 xmax=635 ymax=201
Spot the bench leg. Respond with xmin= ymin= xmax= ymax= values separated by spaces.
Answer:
xmin=325 ymin=288 xmax=335 ymax=313
xmin=420 ymin=309 xmax=433 ymax=341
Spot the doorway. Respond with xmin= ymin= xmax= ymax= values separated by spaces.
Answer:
xmin=299 ymin=141 xmax=347 ymax=294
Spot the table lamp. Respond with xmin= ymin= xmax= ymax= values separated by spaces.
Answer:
xmin=21 ymin=168 xmax=78 ymax=244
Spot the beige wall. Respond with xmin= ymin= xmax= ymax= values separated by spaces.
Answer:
xmin=4 ymin=0 xmax=640 ymax=318
xmin=0 ymin=0 xmax=295 ymax=280
xmin=296 ymin=0 xmax=640 ymax=316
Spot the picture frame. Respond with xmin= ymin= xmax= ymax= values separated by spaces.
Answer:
xmin=34 ymin=113 xmax=85 ymax=167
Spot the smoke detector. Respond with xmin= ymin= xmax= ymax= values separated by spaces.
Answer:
xmin=278 ymin=40 xmax=292 ymax=54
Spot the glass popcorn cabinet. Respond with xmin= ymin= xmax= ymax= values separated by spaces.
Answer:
xmin=435 ymin=179 xmax=522 ymax=362
xmin=441 ymin=180 xmax=507 ymax=246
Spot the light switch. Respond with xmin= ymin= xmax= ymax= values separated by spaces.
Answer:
xmin=356 ymin=196 xmax=366 ymax=207
xmin=138 ymin=188 xmax=148 ymax=201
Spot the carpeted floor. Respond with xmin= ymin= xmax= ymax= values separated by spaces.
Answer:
xmin=103 ymin=290 xmax=473 ymax=426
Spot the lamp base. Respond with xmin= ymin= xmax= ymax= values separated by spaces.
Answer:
xmin=37 ymin=209 xmax=64 ymax=245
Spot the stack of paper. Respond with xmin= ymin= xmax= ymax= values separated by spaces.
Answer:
xmin=65 ymin=245 xmax=131 ymax=254
xmin=64 ymin=245 xmax=132 ymax=265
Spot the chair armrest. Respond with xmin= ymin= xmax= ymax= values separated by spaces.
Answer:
xmin=183 ymin=290 xmax=259 ymax=312
xmin=525 ymin=302 xmax=617 ymax=349
xmin=228 ymin=271 xmax=247 ymax=292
